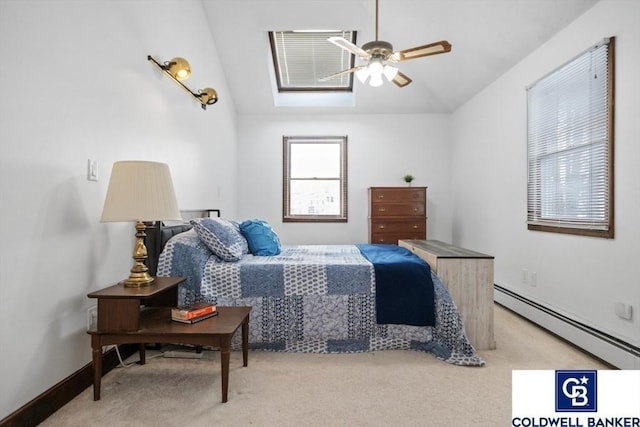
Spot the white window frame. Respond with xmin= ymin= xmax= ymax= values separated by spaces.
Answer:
xmin=526 ymin=37 xmax=614 ymax=238
xmin=283 ymin=136 xmax=348 ymax=223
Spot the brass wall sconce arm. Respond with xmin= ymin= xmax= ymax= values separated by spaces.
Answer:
xmin=147 ymin=55 xmax=218 ymax=110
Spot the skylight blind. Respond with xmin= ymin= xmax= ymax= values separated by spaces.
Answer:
xmin=270 ymin=31 xmax=356 ymax=90
xmin=526 ymin=38 xmax=614 ymax=236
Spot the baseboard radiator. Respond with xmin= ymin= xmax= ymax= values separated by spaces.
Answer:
xmin=494 ymin=284 xmax=640 ymax=369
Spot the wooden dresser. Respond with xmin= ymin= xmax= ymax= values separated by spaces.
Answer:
xmin=368 ymin=187 xmax=427 ymax=244
xmin=398 ymin=239 xmax=495 ymax=351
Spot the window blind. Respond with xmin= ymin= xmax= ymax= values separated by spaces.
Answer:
xmin=270 ymin=31 xmax=356 ymax=91
xmin=526 ymin=37 xmax=614 ymax=237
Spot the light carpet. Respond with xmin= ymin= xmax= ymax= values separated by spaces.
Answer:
xmin=40 ymin=304 xmax=610 ymax=426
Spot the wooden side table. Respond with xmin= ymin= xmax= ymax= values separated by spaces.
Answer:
xmin=87 ymin=277 xmax=251 ymax=402
xmin=398 ymin=239 xmax=496 ymax=350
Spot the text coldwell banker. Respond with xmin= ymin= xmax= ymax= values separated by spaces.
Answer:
xmin=511 ymin=417 xmax=640 ymax=427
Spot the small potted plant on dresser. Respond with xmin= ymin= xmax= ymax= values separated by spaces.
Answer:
xmin=403 ymin=174 xmax=414 ymax=186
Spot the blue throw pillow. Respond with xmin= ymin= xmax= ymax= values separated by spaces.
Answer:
xmin=190 ymin=217 xmax=248 ymax=261
xmin=239 ymin=219 xmax=281 ymax=256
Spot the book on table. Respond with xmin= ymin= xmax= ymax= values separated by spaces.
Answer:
xmin=171 ymin=302 xmax=217 ymax=321
xmin=171 ymin=310 xmax=219 ymax=324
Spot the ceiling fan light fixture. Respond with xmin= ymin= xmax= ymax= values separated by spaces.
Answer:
xmin=368 ymin=59 xmax=383 ymax=77
xmin=355 ymin=67 xmax=370 ymax=84
xmin=383 ymin=64 xmax=398 ymax=81
xmin=368 ymin=59 xmax=384 ymax=87
xmin=322 ymin=0 xmax=452 ymax=89
xmin=369 ymin=74 xmax=384 ymax=87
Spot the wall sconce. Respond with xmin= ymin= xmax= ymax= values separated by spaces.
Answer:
xmin=147 ymin=55 xmax=218 ymax=110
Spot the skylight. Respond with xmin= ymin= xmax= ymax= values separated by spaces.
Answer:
xmin=269 ymin=30 xmax=357 ymax=92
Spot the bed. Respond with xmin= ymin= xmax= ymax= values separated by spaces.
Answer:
xmin=148 ymin=216 xmax=485 ymax=366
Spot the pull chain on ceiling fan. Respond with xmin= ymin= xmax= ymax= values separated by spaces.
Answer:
xmin=321 ymin=0 xmax=452 ymax=88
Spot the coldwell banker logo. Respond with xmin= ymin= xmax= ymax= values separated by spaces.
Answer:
xmin=555 ymin=370 xmax=597 ymax=412
xmin=513 ymin=370 xmax=640 ymax=427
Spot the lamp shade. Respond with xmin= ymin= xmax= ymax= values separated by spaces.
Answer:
xmin=101 ymin=161 xmax=182 ymax=223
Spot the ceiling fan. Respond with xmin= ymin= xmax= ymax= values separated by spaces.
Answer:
xmin=322 ymin=0 xmax=451 ymax=88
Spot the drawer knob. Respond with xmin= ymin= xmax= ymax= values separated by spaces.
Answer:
xmin=378 ymin=207 xmax=386 ymax=212
xmin=413 ymin=207 xmax=418 ymax=212
xmin=378 ymin=225 xmax=386 ymax=229
xmin=378 ymin=194 xmax=384 ymax=199
xmin=412 ymin=225 xmax=418 ymax=229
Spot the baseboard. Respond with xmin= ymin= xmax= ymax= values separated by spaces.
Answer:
xmin=0 ymin=345 xmax=137 ymax=427
xmin=494 ymin=284 xmax=640 ymax=369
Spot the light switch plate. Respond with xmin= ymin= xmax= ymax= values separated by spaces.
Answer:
xmin=87 ymin=159 xmax=98 ymax=182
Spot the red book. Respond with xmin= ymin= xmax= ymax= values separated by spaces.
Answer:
xmin=171 ymin=302 xmax=216 ymax=321
xmin=171 ymin=311 xmax=219 ymax=324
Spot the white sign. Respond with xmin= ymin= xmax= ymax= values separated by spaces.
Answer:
xmin=512 ymin=370 xmax=640 ymax=427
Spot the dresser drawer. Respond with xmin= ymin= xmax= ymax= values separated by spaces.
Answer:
xmin=370 ymin=202 xmax=425 ymax=217
xmin=370 ymin=188 xmax=425 ymax=204
xmin=370 ymin=219 xmax=425 ymax=234
xmin=370 ymin=232 xmax=426 ymax=244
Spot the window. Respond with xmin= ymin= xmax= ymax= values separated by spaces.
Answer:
xmin=526 ymin=37 xmax=614 ymax=238
xmin=269 ymin=31 xmax=356 ymax=92
xmin=283 ymin=136 xmax=348 ymax=222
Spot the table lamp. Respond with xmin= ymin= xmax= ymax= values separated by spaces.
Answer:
xmin=101 ymin=161 xmax=182 ymax=287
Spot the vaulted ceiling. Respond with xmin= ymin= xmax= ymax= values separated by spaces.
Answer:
xmin=202 ymin=0 xmax=599 ymax=115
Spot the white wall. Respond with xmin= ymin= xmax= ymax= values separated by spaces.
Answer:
xmin=451 ymin=0 xmax=640 ymax=356
xmin=0 ymin=0 xmax=237 ymax=419
xmin=236 ymin=114 xmax=453 ymax=245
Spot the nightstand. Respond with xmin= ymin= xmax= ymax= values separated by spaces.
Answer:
xmin=87 ymin=276 xmax=185 ymax=333
xmin=87 ymin=277 xmax=250 ymax=403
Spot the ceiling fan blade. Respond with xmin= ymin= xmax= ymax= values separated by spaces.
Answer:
xmin=392 ymin=40 xmax=452 ymax=61
xmin=392 ymin=71 xmax=412 ymax=87
xmin=328 ymin=36 xmax=371 ymax=59
xmin=319 ymin=66 xmax=363 ymax=82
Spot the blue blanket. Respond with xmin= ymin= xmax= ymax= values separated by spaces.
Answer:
xmin=356 ymin=244 xmax=435 ymax=327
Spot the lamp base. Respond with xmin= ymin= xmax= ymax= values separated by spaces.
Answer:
xmin=122 ymin=272 xmax=155 ymax=288
xmin=122 ymin=221 xmax=155 ymax=288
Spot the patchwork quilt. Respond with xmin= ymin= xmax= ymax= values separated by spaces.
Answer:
xmin=157 ymin=229 xmax=484 ymax=366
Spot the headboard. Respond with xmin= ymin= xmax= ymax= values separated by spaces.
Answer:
xmin=145 ymin=209 xmax=220 ymax=276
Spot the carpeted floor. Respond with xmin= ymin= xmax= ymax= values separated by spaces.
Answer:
xmin=40 ymin=304 xmax=610 ymax=426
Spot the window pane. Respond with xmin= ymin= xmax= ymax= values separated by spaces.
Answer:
xmin=290 ymin=180 xmax=341 ymax=215
xmin=540 ymin=142 xmax=607 ymax=221
xmin=290 ymin=144 xmax=340 ymax=178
